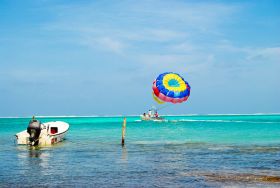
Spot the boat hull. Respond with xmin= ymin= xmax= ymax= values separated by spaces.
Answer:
xmin=140 ymin=115 xmax=165 ymax=121
xmin=15 ymin=121 xmax=69 ymax=146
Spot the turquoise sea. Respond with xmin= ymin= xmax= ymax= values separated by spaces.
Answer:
xmin=0 ymin=115 xmax=280 ymax=187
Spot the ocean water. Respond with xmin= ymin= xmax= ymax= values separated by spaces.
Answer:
xmin=0 ymin=115 xmax=280 ymax=187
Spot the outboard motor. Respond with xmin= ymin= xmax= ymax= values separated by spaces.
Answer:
xmin=27 ymin=117 xmax=42 ymax=146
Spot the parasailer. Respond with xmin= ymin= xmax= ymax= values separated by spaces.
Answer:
xmin=140 ymin=72 xmax=191 ymax=121
xmin=152 ymin=72 xmax=191 ymax=104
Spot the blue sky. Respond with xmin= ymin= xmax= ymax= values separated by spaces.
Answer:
xmin=0 ymin=0 xmax=279 ymax=116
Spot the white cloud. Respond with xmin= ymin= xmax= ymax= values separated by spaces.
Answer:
xmin=26 ymin=2 xmax=280 ymax=85
xmin=169 ymin=43 xmax=196 ymax=53
xmin=84 ymin=37 xmax=126 ymax=54
xmin=41 ymin=1 xmax=239 ymax=52
xmin=97 ymin=37 xmax=124 ymax=54
xmin=246 ymin=47 xmax=280 ymax=61
xmin=143 ymin=29 xmax=187 ymax=42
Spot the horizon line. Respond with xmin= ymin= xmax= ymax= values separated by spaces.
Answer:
xmin=0 ymin=113 xmax=280 ymax=118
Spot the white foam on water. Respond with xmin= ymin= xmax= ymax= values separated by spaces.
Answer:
xmin=169 ymin=119 xmax=278 ymax=124
xmin=132 ymin=140 xmax=192 ymax=145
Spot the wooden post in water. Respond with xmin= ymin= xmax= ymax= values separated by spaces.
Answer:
xmin=121 ymin=117 xmax=127 ymax=146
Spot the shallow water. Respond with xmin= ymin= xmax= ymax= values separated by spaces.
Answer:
xmin=0 ymin=115 xmax=280 ymax=187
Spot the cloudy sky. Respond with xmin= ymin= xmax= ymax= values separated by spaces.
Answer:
xmin=0 ymin=0 xmax=279 ymax=116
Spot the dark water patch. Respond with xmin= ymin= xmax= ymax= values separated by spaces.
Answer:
xmin=204 ymin=173 xmax=280 ymax=183
xmin=236 ymin=145 xmax=280 ymax=153
xmin=181 ymin=171 xmax=280 ymax=186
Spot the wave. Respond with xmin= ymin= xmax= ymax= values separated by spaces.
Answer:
xmin=168 ymin=119 xmax=278 ymax=124
xmin=132 ymin=140 xmax=196 ymax=145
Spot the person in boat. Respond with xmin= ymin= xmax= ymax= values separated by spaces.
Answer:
xmin=143 ymin=113 xmax=146 ymax=117
xmin=154 ymin=111 xmax=159 ymax=118
xmin=148 ymin=109 xmax=152 ymax=117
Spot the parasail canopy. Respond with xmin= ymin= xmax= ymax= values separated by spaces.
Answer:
xmin=152 ymin=72 xmax=191 ymax=104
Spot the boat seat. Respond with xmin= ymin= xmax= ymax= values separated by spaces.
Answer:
xmin=50 ymin=127 xmax=58 ymax=134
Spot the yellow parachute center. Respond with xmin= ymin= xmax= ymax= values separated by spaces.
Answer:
xmin=163 ymin=73 xmax=187 ymax=92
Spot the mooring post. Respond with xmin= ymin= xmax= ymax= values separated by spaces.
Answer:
xmin=121 ymin=117 xmax=127 ymax=146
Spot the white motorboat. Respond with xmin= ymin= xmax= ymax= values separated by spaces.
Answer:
xmin=140 ymin=108 xmax=165 ymax=121
xmin=140 ymin=115 xmax=165 ymax=121
xmin=15 ymin=117 xmax=69 ymax=146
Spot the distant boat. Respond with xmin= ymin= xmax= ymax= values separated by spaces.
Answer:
xmin=140 ymin=114 xmax=165 ymax=121
xmin=140 ymin=108 xmax=165 ymax=121
xmin=15 ymin=117 xmax=69 ymax=146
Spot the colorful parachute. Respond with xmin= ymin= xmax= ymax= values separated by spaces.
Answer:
xmin=152 ymin=72 xmax=191 ymax=104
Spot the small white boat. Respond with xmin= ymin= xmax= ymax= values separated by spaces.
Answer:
xmin=140 ymin=115 xmax=165 ymax=121
xmin=140 ymin=108 xmax=165 ymax=121
xmin=15 ymin=118 xmax=69 ymax=146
